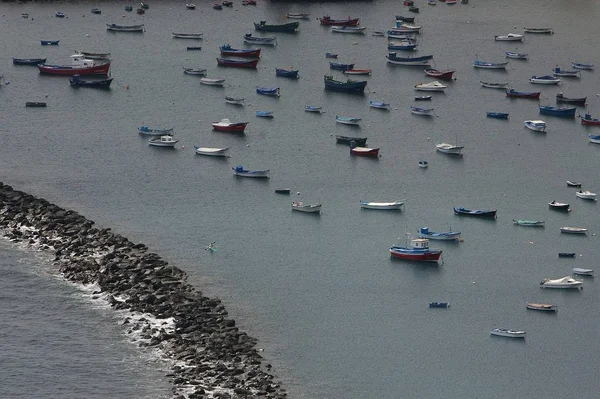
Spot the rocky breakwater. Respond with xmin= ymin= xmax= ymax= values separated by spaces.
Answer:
xmin=0 ymin=182 xmax=287 ymax=399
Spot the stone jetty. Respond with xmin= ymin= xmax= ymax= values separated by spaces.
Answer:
xmin=0 ymin=182 xmax=287 ymax=399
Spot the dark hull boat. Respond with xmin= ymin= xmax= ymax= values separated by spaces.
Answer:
xmin=539 ymin=105 xmax=576 ymax=118
xmin=335 ymin=135 xmax=367 ymax=146
xmin=329 ymin=62 xmax=355 ymax=71
xmin=216 ymin=58 xmax=259 ymax=68
xmin=275 ymin=68 xmax=299 ymax=78
xmin=556 ymin=92 xmax=586 ymax=105
xmin=319 ymin=16 xmax=360 ymax=26
xmin=13 ymin=58 xmax=47 ymax=65
xmin=506 ymin=88 xmax=541 ymax=99
xmin=453 ymin=207 xmax=497 ymax=218
xmin=26 ymin=102 xmax=47 ymax=107
xmin=219 ymin=45 xmax=261 ymax=58
xmin=69 ymin=74 xmax=114 ymax=88
xmin=324 ymin=75 xmax=367 ymax=93
xmin=254 ymin=21 xmax=299 ymax=33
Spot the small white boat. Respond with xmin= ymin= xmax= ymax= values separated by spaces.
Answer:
xmin=548 ymin=201 xmax=570 ymax=211
xmin=305 ymin=105 xmax=323 ymax=113
xmin=572 ymin=268 xmax=594 ymax=277
xmin=148 ymin=135 xmax=179 ymax=147
xmin=418 ymin=227 xmax=461 ymax=241
xmin=524 ymin=27 xmax=553 ymax=34
xmin=331 ymin=26 xmax=366 ymax=34
xmin=369 ymin=100 xmax=390 ymax=110
xmin=524 ymin=120 xmax=546 ymax=132
xmin=529 ymin=75 xmax=561 ymax=84
xmin=414 ymin=81 xmax=447 ymax=92
xmin=335 ymin=115 xmax=361 ymax=126
xmin=436 ymin=143 xmax=463 ymax=155
xmin=494 ymin=33 xmax=524 ymax=41
xmin=418 ymin=160 xmax=428 ymax=168
xmin=513 ymin=220 xmax=545 ymax=227
xmin=526 ymin=302 xmax=557 ymax=312
xmin=225 ymin=96 xmax=245 ymax=105
xmin=200 ymin=78 xmax=225 ymax=86
xmin=194 ymin=146 xmax=229 ymax=157
xmin=173 ymin=32 xmax=203 ymax=39
xmin=285 ymin=13 xmax=310 ymax=19
xmin=480 ymin=81 xmax=508 ymax=89
xmin=575 ymin=190 xmax=597 ymax=200
xmin=560 ymin=226 xmax=588 ymax=234
xmin=505 ymin=51 xmax=528 ymax=60
xmin=360 ymin=201 xmax=404 ymax=210
xmin=540 ymin=276 xmax=583 ymax=289
xmin=291 ymin=201 xmax=322 ymax=213
xmin=410 ymin=106 xmax=435 ymax=116
xmin=183 ymin=67 xmax=207 ymax=76
xmin=395 ymin=23 xmax=422 ymax=33
xmin=490 ymin=328 xmax=526 ymax=338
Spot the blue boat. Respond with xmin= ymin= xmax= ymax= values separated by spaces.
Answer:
xmin=254 ymin=21 xmax=299 ymax=33
xmin=324 ymin=75 xmax=367 ymax=93
xmin=325 ymin=52 xmax=338 ymax=59
xmin=55 ymin=11 xmax=65 ymax=18
xmin=429 ymin=302 xmax=450 ymax=308
xmin=256 ymin=87 xmax=280 ymax=97
xmin=41 ymin=40 xmax=60 ymax=46
xmin=275 ymin=68 xmax=299 ymax=78
xmin=505 ymin=51 xmax=528 ymax=59
xmin=386 ymin=53 xmax=433 ymax=66
xmin=305 ymin=105 xmax=323 ymax=113
xmin=256 ymin=110 xmax=274 ymax=118
xmin=486 ymin=112 xmax=509 ymax=119
xmin=69 ymin=74 xmax=114 ymax=89
xmin=418 ymin=227 xmax=461 ymax=241
xmin=387 ymin=41 xmax=418 ymax=51
xmin=386 ymin=31 xmax=417 ymax=40
xmin=572 ymin=62 xmax=594 ymax=70
xmin=369 ymin=100 xmax=390 ymax=110
xmin=453 ymin=207 xmax=497 ymax=218
xmin=329 ymin=62 xmax=355 ymax=71
xmin=243 ymin=34 xmax=277 ymax=46
xmin=539 ymin=105 xmax=576 ymax=118
xmin=472 ymin=60 xmax=508 ymax=69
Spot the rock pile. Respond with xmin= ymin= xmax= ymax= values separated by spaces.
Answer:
xmin=0 ymin=182 xmax=287 ymax=399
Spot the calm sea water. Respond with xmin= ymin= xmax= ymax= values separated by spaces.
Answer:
xmin=1 ymin=0 xmax=600 ymax=398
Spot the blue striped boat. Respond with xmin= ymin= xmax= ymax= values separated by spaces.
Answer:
xmin=486 ymin=112 xmax=509 ymax=119
xmin=256 ymin=86 xmax=280 ymax=96
xmin=329 ymin=62 xmax=354 ymax=71
xmin=256 ymin=110 xmax=274 ymax=118
xmin=275 ymin=68 xmax=299 ymax=78
xmin=539 ymin=105 xmax=576 ymax=118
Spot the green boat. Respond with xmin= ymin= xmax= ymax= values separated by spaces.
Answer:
xmin=254 ymin=21 xmax=299 ymax=33
xmin=513 ymin=220 xmax=545 ymax=227
xmin=125 ymin=5 xmax=133 ymax=11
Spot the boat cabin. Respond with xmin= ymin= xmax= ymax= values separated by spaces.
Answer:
xmin=411 ymin=238 xmax=430 ymax=249
xmin=70 ymin=54 xmax=98 ymax=68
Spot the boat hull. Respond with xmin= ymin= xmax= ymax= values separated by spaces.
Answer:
xmin=361 ymin=201 xmax=403 ymax=210
xmin=217 ymin=58 xmax=259 ymax=68
xmin=387 ymin=54 xmax=433 ymax=66
xmin=335 ymin=136 xmax=367 ymax=146
xmin=389 ymin=247 xmax=442 ymax=262
xmin=212 ymin=122 xmax=248 ymax=132
xmin=254 ymin=21 xmax=299 ymax=33
xmin=453 ymin=207 xmax=496 ymax=218
xmin=38 ymin=63 xmax=110 ymax=76
xmin=350 ymin=147 xmax=379 ymax=157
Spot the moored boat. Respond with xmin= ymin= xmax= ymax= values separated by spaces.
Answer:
xmin=575 ymin=190 xmax=597 ymax=200
xmin=572 ymin=62 xmax=594 ymax=70
xmin=415 ymin=95 xmax=432 ymax=101
xmin=369 ymin=100 xmax=390 ymax=110
xmin=256 ymin=111 xmax=274 ymax=118
xmin=388 ymin=41 xmax=418 ymax=51
xmin=418 ymin=227 xmax=461 ymax=241
xmin=305 ymin=105 xmax=323 ymax=113
xmin=524 ymin=120 xmax=546 ymax=132
xmin=275 ymin=68 xmax=299 ymax=78
xmin=494 ymin=33 xmax=523 ymax=41
xmin=480 ymin=81 xmax=508 ymax=89
xmin=410 ymin=106 xmax=435 ymax=116
xmin=429 ymin=302 xmax=450 ymax=308
xmin=243 ymin=34 xmax=277 ymax=46
xmin=275 ymin=188 xmax=291 ymax=194
xmin=506 ymin=88 xmax=541 ymax=99
xmin=291 ymin=202 xmax=322 ymax=213
xmin=387 ymin=53 xmax=433 ymax=66
xmin=414 ymin=81 xmax=447 ymax=92
xmin=581 ymin=112 xmax=600 ymax=126
xmin=187 ymin=46 xmax=202 ymax=51
xmin=232 ymin=165 xmax=269 ymax=178
xmin=183 ymin=67 xmax=207 ymax=76
xmin=559 ymin=253 xmax=576 ymax=258
xmin=436 ymin=143 xmax=463 ymax=154
xmin=194 ymin=146 xmax=229 ymax=157
xmin=418 ymin=160 xmax=429 ymax=168
xmin=217 ymin=58 xmax=259 ymax=68
xmin=38 ymin=54 xmax=110 ymax=76
xmin=556 ymin=92 xmax=586 ymax=105
xmin=106 ymin=23 xmax=144 ymax=32
xmin=342 ymin=69 xmax=372 ymax=76
xmin=548 ymin=201 xmax=569 ymax=211
xmin=524 ymin=27 xmax=553 ymax=34
xmin=350 ymin=146 xmax=380 ymax=158
xmin=526 ymin=303 xmax=557 ymax=312
xmin=324 ymin=75 xmax=367 ymax=93
xmin=225 ymin=96 xmax=245 ymax=105
xmin=361 ymin=201 xmax=403 ymax=210
xmin=77 ymin=51 xmax=111 ymax=60
xmin=219 ymin=44 xmax=261 ymax=58
xmin=200 ymin=78 xmax=225 ymax=86
xmin=69 ymin=74 xmax=113 ymax=88
xmin=530 ymin=75 xmax=561 ymax=84
xmin=424 ymin=68 xmax=455 ymax=80
xmin=12 ymin=58 xmax=47 ymax=65
xmin=453 ymin=207 xmax=496 ymax=218
xmin=148 ymin=135 xmax=179 ymax=148
xmin=173 ymin=32 xmax=203 ymax=39
xmin=505 ymin=51 xmax=528 ymax=60
xmin=540 ymin=276 xmax=583 ymax=289
xmin=329 ymin=62 xmax=355 ymax=71
xmin=539 ymin=105 xmax=576 ymax=118
xmin=473 ymin=60 xmax=508 ymax=69
xmin=560 ymin=226 xmax=588 ymax=234
xmin=138 ymin=126 xmax=174 ymax=136
xmin=331 ymin=26 xmax=366 ymax=34
xmin=335 ymin=135 xmax=367 ymax=146
xmin=25 ymin=102 xmax=47 ymax=107
xmin=389 ymin=237 xmax=442 ymax=262
xmin=91 ymin=8 xmax=102 ymax=14
xmin=212 ymin=119 xmax=248 ymax=133
xmin=319 ymin=16 xmax=360 ymax=27
xmin=566 ymin=180 xmax=582 ymax=187
xmin=254 ymin=21 xmax=299 ymax=33
xmin=336 ymin=115 xmax=361 ymax=126
xmin=553 ymin=67 xmax=580 ymax=77
xmin=572 ymin=268 xmax=594 ymax=277
xmin=256 ymin=87 xmax=280 ymax=96
xmin=325 ymin=53 xmax=338 ymax=59
xmin=490 ymin=328 xmax=526 ymax=338
xmin=513 ymin=219 xmax=545 ymax=227
xmin=589 ymin=134 xmax=600 ymax=144
xmin=487 ymin=112 xmax=509 ymax=119
xmin=286 ymin=13 xmax=310 ymax=19
xmin=40 ymin=40 xmax=60 ymax=46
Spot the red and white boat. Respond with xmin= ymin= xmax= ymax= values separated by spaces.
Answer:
xmin=350 ymin=146 xmax=379 ymax=157
xmin=581 ymin=112 xmax=600 ymax=126
xmin=216 ymin=58 xmax=259 ymax=68
xmin=38 ymin=54 xmax=110 ymax=75
xmin=424 ymin=68 xmax=455 ymax=81
xmin=319 ymin=15 xmax=360 ymax=26
xmin=211 ymin=118 xmax=248 ymax=133
xmin=389 ymin=237 xmax=442 ymax=262
xmin=342 ymin=68 xmax=372 ymax=75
